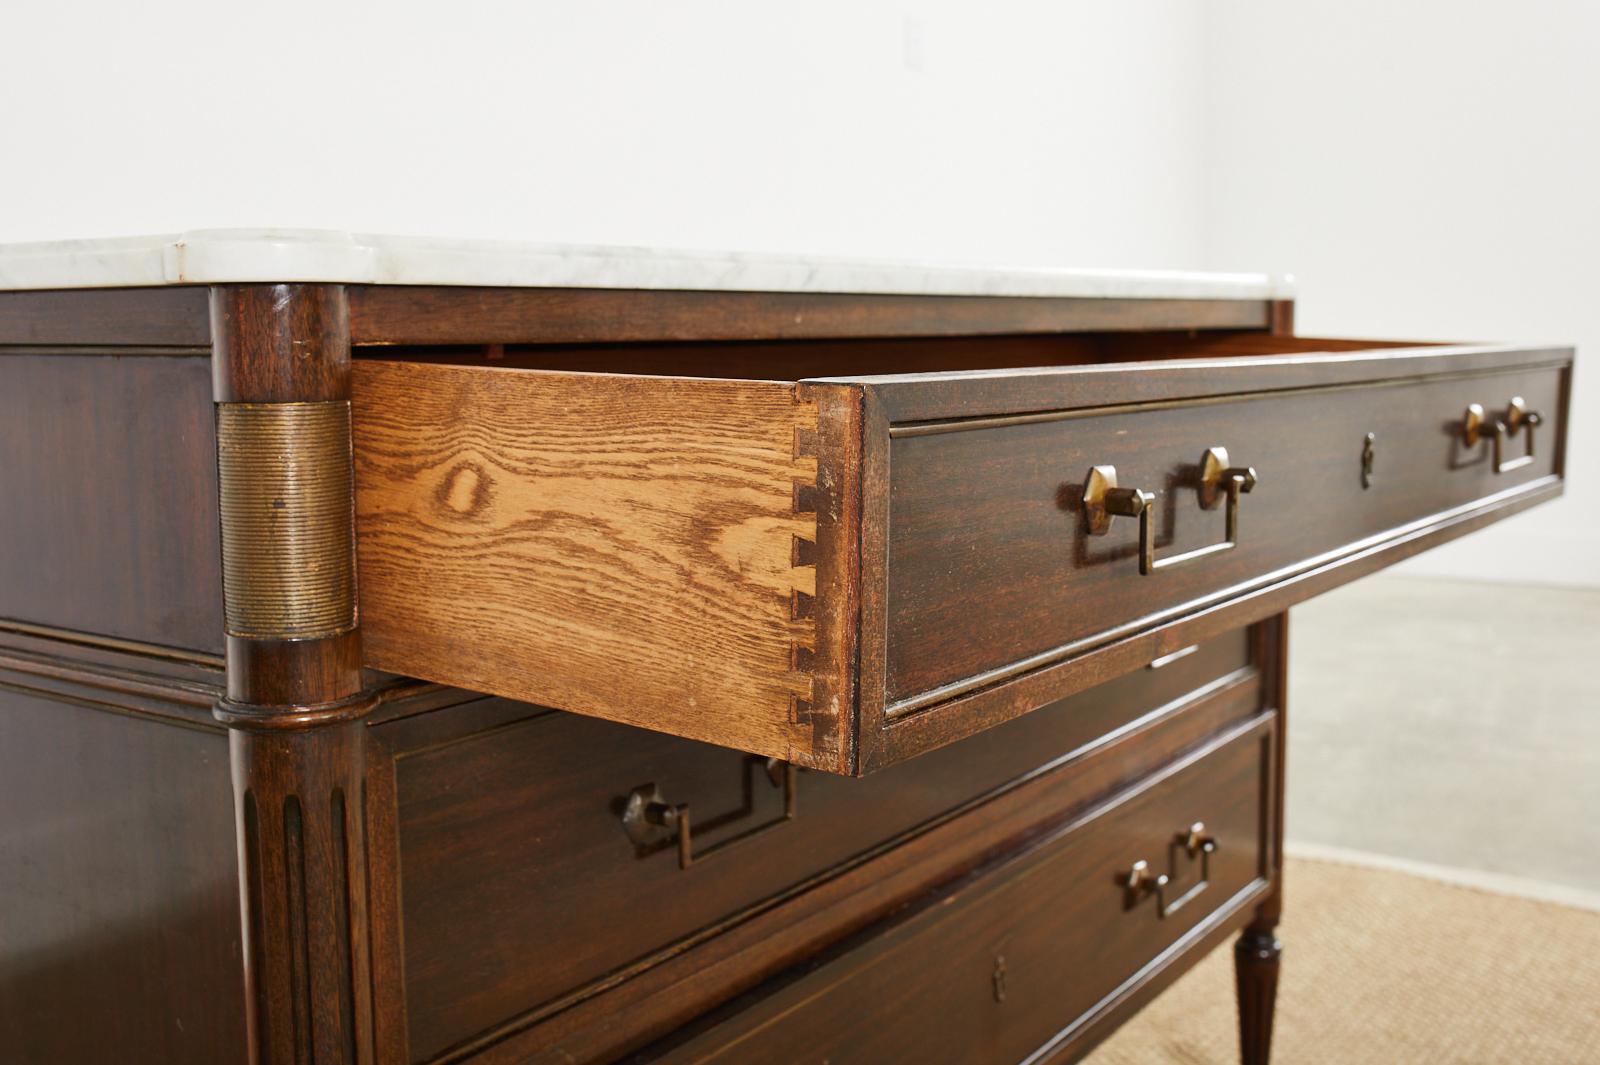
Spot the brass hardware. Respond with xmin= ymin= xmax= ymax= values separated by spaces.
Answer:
xmin=1462 ymin=397 xmax=1543 ymax=474
xmin=1080 ymin=464 xmax=1153 ymax=536
xmin=622 ymin=757 xmax=798 ymax=870
xmin=1361 ymin=432 xmax=1376 ymax=490
xmin=1196 ymin=447 xmax=1242 ymax=510
xmin=216 ymin=402 xmax=356 ymax=639
xmin=992 ymin=956 xmax=1008 ymax=1003
xmin=1082 ymin=448 xmax=1257 ymax=575
xmin=1183 ymin=821 xmax=1216 ymax=856
xmin=1123 ymin=859 xmax=1169 ymax=906
xmin=1123 ymin=821 xmax=1218 ymax=919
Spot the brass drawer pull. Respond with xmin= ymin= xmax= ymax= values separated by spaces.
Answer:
xmin=1462 ymin=397 xmax=1543 ymax=474
xmin=1082 ymin=448 xmax=1258 ymax=575
xmin=622 ymin=757 xmax=797 ymax=870
xmin=1123 ymin=821 xmax=1217 ymax=919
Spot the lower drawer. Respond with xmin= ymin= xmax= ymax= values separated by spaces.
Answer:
xmin=377 ymin=627 xmax=1267 ymax=1062
xmin=641 ymin=719 xmax=1273 ymax=1065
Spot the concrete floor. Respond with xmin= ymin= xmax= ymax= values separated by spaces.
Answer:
xmin=1286 ymin=574 xmax=1600 ymax=894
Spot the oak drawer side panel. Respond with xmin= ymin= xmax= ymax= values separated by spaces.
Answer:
xmin=353 ymin=361 xmax=833 ymax=766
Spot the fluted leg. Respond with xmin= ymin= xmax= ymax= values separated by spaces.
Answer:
xmin=228 ymin=713 xmax=377 ymax=1064
xmin=1235 ymin=925 xmax=1282 ymax=1065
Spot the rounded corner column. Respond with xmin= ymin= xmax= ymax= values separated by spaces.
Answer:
xmin=210 ymin=283 xmax=378 ymax=1065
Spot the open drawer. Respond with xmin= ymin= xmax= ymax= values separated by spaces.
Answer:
xmin=351 ymin=331 xmax=1571 ymax=774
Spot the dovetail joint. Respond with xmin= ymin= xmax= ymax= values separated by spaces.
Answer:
xmin=788 ymin=400 xmax=822 ymax=724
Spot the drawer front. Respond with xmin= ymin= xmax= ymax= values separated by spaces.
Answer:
xmin=647 ymin=720 xmax=1273 ymax=1065
xmin=881 ymin=362 xmax=1565 ymax=714
xmin=384 ymin=628 xmax=1260 ymax=1063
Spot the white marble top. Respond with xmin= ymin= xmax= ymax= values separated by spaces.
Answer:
xmin=0 ymin=229 xmax=1292 ymax=300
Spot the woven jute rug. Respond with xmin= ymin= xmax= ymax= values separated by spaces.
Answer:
xmin=1086 ymin=856 xmax=1600 ymax=1064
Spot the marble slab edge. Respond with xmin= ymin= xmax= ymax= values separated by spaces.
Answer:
xmin=0 ymin=229 xmax=1295 ymax=300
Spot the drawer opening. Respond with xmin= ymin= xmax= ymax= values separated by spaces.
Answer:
xmin=349 ymin=330 xmax=1565 ymax=777
xmin=352 ymin=330 xmax=1437 ymax=383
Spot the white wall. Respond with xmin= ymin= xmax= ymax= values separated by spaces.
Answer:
xmin=5 ymin=2 xmax=1591 ymax=583
xmin=1204 ymin=0 xmax=1600 ymax=587
xmin=0 ymin=2 xmax=1207 ymax=270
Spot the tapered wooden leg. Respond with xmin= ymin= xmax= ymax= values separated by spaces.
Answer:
xmin=1235 ymin=924 xmax=1282 ymax=1065
xmin=227 ymin=711 xmax=377 ymax=1065
xmin=1238 ymin=614 xmax=1288 ymax=1065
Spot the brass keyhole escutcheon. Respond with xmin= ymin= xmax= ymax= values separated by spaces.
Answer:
xmin=1361 ymin=432 xmax=1376 ymax=490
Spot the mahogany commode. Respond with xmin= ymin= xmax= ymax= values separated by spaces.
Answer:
xmin=0 ymin=231 xmax=1573 ymax=1065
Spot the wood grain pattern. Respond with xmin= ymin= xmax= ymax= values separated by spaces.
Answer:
xmin=796 ymin=381 xmax=864 ymax=768
xmin=211 ymin=284 xmax=352 ymax=403
xmin=353 ymin=360 xmax=843 ymax=768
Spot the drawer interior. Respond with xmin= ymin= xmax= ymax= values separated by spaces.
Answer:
xmin=353 ymin=329 xmax=1433 ymax=381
